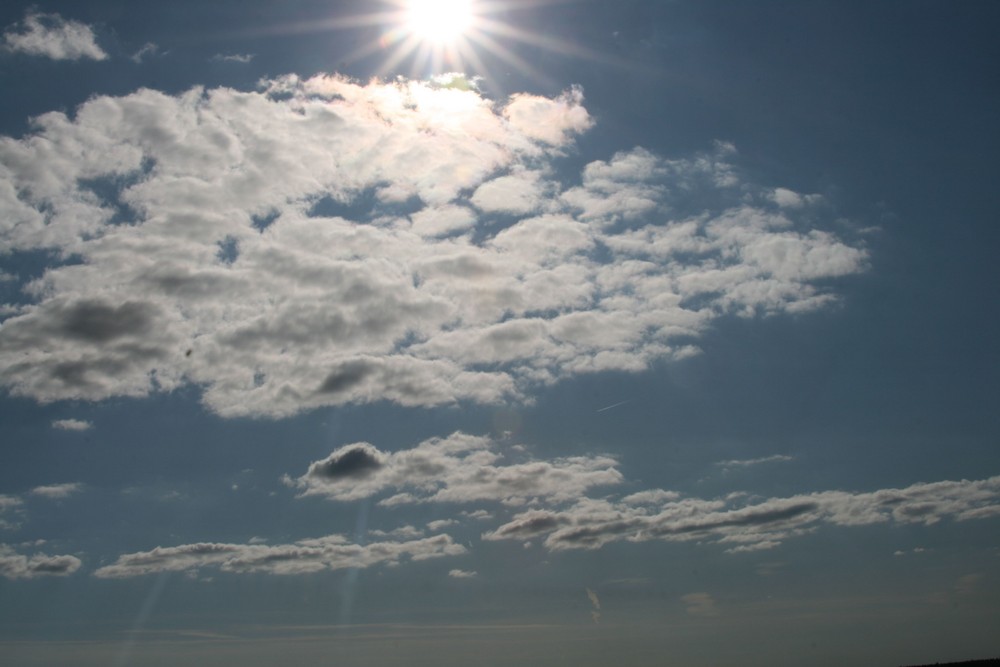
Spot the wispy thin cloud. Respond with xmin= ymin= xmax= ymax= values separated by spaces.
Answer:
xmin=211 ymin=52 xmax=254 ymax=63
xmin=51 ymin=418 xmax=92 ymax=432
xmin=681 ymin=592 xmax=718 ymax=617
xmin=130 ymin=42 xmax=160 ymax=63
xmin=0 ymin=495 xmax=24 ymax=531
xmin=586 ymin=588 xmax=601 ymax=623
xmin=716 ymin=454 xmax=793 ymax=468
xmin=30 ymin=483 xmax=83 ymax=499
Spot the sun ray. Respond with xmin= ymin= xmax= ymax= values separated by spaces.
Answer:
xmin=251 ymin=0 xmax=637 ymax=94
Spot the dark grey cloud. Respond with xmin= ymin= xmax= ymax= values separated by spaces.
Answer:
xmin=318 ymin=360 xmax=375 ymax=395
xmin=307 ymin=444 xmax=385 ymax=481
xmin=56 ymin=300 xmax=156 ymax=343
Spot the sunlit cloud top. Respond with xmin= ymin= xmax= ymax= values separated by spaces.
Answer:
xmin=0 ymin=73 xmax=867 ymax=418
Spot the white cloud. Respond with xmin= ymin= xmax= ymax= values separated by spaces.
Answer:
xmin=502 ymin=86 xmax=593 ymax=147
xmin=448 ymin=568 xmax=477 ymax=578
xmin=484 ymin=475 xmax=1000 ymax=553
xmin=471 ymin=169 xmax=551 ymax=215
xmin=0 ymin=544 xmax=82 ymax=579
xmin=93 ymin=532 xmax=465 ymax=579
xmin=770 ymin=187 xmax=822 ymax=209
xmin=0 ymin=74 xmax=867 ymax=418
xmin=51 ymin=418 xmax=92 ymax=431
xmin=292 ymin=432 xmax=622 ymax=507
xmin=30 ymin=483 xmax=83 ymax=499
xmin=2 ymin=10 xmax=106 ymax=61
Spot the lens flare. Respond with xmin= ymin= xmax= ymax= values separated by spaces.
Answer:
xmin=406 ymin=0 xmax=473 ymax=44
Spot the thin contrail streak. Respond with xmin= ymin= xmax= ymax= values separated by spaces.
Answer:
xmin=596 ymin=400 xmax=630 ymax=413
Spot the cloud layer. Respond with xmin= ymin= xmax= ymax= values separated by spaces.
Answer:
xmin=292 ymin=432 xmax=1000 ymax=557
xmin=2 ymin=10 xmax=106 ymax=61
xmin=88 ymin=431 xmax=999 ymax=577
xmin=484 ymin=475 xmax=1000 ymax=553
xmin=291 ymin=431 xmax=621 ymax=506
xmin=0 ymin=74 xmax=866 ymax=418
xmin=94 ymin=532 xmax=465 ymax=579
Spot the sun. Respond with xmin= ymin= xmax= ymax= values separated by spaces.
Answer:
xmin=405 ymin=0 xmax=474 ymax=44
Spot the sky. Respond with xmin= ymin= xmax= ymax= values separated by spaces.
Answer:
xmin=0 ymin=1 xmax=998 ymax=665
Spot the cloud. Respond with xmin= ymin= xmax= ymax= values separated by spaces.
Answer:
xmin=484 ymin=475 xmax=1000 ymax=553
xmin=0 ymin=74 xmax=866 ymax=418
xmin=0 ymin=495 xmax=23 ymax=530
xmin=449 ymin=568 xmax=477 ymax=579
xmin=130 ymin=42 xmax=160 ymax=63
xmin=51 ymin=418 xmax=92 ymax=431
xmin=0 ymin=544 xmax=82 ymax=579
xmin=211 ymin=53 xmax=254 ymax=63
xmin=2 ymin=10 xmax=106 ymax=61
xmin=286 ymin=433 xmax=622 ymax=506
xmin=586 ymin=587 xmax=601 ymax=623
xmin=93 ymin=532 xmax=466 ymax=579
xmin=681 ymin=592 xmax=718 ymax=617
xmin=955 ymin=573 xmax=984 ymax=596
xmin=30 ymin=483 xmax=83 ymax=499
xmin=716 ymin=454 xmax=794 ymax=467
xmin=291 ymin=432 xmax=622 ymax=506
xmin=715 ymin=454 xmax=793 ymax=469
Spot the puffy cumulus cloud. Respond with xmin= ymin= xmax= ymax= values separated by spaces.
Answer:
xmin=292 ymin=431 xmax=622 ymax=507
xmin=483 ymin=475 xmax=1000 ymax=553
xmin=0 ymin=74 xmax=866 ymax=418
xmin=30 ymin=482 xmax=83 ymax=499
xmin=2 ymin=10 xmax=107 ymax=61
xmin=0 ymin=544 xmax=82 ymax=579
xmin=51 ymin=418 xmax=92 ymax=431
xmin=93 ymin=532 xmax=465 ymax=579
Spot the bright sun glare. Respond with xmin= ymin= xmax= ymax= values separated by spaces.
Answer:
xmin=406 ymin=0 xmax=474 ymax=44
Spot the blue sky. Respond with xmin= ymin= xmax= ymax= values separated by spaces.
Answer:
xmin=0 ymin=1 xmax=998 ymax=665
